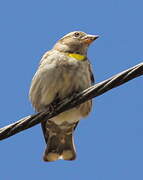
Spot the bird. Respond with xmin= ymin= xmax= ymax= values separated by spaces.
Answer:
xmin=29 ymin=31 xmax=99 ymax=162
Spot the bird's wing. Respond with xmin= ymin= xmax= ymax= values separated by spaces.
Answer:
xmin=88 ymin=61 xmax=95 ymax=84
xmin=41 ymin=120 xmax=48 ymax=143
xmin=41 ymin=96 xmax=61 ymax=143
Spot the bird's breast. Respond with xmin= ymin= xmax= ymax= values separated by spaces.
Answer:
xmin=56 ymin=60 xmax=91 ymax=99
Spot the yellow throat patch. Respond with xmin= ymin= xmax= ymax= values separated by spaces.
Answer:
xmin=68 ymin=53 xmax=85 ymax=61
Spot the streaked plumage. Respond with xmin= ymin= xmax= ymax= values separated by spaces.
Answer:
xmin=29 ymin=31 xmax=98 ymax=162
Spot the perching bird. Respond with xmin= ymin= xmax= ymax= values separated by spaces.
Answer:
xmin=29 ymin=31 xmax=99 ymax=162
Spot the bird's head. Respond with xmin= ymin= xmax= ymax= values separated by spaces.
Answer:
xmin=53 ymin=31 xmax=99 ymax=55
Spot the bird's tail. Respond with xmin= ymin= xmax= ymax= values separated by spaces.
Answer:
xmin=43 ymin=122 xmax=76 ymax=162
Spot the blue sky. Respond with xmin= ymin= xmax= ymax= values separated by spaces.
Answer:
xmin=0 ymin=0 xmax=143 ymax=179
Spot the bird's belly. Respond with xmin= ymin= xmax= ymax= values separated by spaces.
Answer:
xmin=51 ymin=107 xmax=82 ymax=125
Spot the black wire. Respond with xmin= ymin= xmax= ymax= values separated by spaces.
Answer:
xmin=0 ymin=62 xmax=143 ymax=141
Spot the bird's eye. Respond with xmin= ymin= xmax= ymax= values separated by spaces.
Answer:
xmin=74 ymin=32 xmax=80 ymax=37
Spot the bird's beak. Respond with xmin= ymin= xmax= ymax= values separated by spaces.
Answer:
xmin=82 ymin=34 xmax=99 ymax=45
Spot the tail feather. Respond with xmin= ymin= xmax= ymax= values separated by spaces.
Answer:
xmin=62 ymin=134 xmax=76 ymax=160
xmin=43 ymin=123 xmax=76 ymax=162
